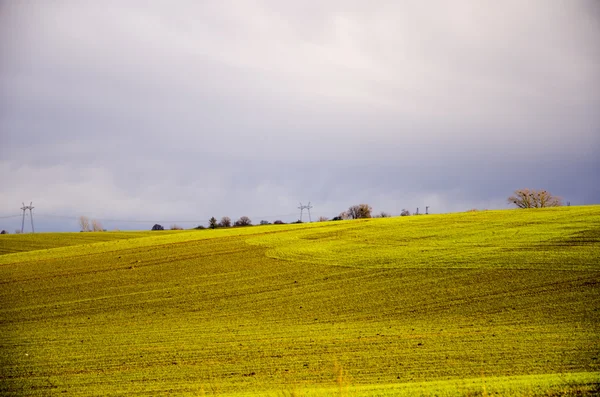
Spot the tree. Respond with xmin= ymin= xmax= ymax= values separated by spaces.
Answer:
xmin=170 ymin=224 xmax=183 ymax=230
xmin=318 ymin=216 xmax=329 ymax=222
xmin=209 ymin=217 xmax=218 ymax=229
xmin=79 ymin=216 xmax=90 ymax=232
xmin=273 ymin=220 xmax=285 ymax=224
xmin=234 ymin=216 xmax=252 ymax=227
xmin=219 ymin=216 xmax=231 ymax=228
xmin=508 ymin=189 xmax=563 ymax=208
xmin=347 ymin=204 xmax=372 ymax=219
xmin=376 ymin=211 xmax=391 ymax=218
xmin=0 ymin=230 xmax=7 ymax=234
xmin=400 ymin=209 xmax=411 ymax=216
xmin=259 ymin=220 xmax=270 ymax=225
xmin=91 ymin=219 xmax=103 ymax=232
xmin=151 ymin=224 xmax=164 ymax=231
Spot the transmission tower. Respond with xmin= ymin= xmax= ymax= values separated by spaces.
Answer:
xmin=20 ymin=202 xmax=35 ymax=233
xmin=298 ymin=202 xmax=313 ymax=222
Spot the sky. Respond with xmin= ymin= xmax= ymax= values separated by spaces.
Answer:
xmin=1 ymin=1 xmax=599 ymax=232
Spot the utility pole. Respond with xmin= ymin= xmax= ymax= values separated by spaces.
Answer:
xmin=416 ymin=207 xmax=419 ymax=215
xmin=426 ymin=206 xmax=429 ymax=215
xmin=20 ymin=202 xmax=34 ymax=233
xmin=298 ymin=202 xmax=313 ymax=222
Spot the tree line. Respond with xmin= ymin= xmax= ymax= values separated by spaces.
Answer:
xmin=168 ymin=189 xmax=562 ymax=231
xmin=0 ymin=189 xmax=563 ymax=234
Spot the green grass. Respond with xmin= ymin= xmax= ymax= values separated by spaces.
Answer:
xmin=249 ymin=206 xmax=600 ymax=270
xmin=0 ymin=230 xmax=183 ymax=255
xmin=0 ymin=206 xmax=599 ymax=395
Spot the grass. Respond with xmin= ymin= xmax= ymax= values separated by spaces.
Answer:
xmin=0 ymin=206 xmax=599 ymax=395
xmin=0 ymin=230 xmax=182 ymax=255
xmin=248 ymin=206 xmax=600 ymax=270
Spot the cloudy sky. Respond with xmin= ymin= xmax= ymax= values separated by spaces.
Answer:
xmin=1 ymin=1 xmax=599 ymax=232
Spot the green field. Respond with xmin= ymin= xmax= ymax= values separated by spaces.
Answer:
xmin=1 ymin=206 xmax=599 ymax=396
xmin=0 ymin=230 xmax=182 ymax=255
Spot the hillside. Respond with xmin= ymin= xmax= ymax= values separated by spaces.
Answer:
xmin=0 ymin=230 xmax=181 ymax=255
xmin=0 ymin=206 xmax=599 ymax=396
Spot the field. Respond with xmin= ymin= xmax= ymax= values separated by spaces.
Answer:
xmin=0 ymin=206 xmax=599 ymax=396
xmin=0 ymin=230 xmax=181 ymax=255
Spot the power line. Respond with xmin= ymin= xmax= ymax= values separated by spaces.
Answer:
xmin=0 ymin=214 xmax=21 ymax=219
xmin=25 ymin=211 xmax=301 ymax=225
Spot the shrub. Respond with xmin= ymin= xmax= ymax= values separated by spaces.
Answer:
xmin=151 ymin=224 xmax=164 ymax=231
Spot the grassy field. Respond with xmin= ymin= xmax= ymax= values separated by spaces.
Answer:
xmin=0 ymin=230 xmax=182 ymax=255
xmin=0 ymin=206 xmax=599 ymax=395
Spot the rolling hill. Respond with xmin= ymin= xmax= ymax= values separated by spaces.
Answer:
xmin=0 ymin=206 xmax=599 ymax=395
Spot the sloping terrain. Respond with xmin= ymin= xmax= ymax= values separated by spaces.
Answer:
xmin=0 ymin=231 xmax=177 ymax=255
xmin=0 ymin=207 xmax=598 ymax=396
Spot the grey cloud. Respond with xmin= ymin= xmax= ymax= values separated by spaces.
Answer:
xmin=1 ymin=1 xmax=598 ymax=231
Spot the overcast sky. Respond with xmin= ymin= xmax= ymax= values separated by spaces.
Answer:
xmin=1 ymin=1 xmax=599 ymax=232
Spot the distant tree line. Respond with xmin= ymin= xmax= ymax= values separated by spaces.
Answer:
xmin=147 ymin=188 xmax=565 ymax=232
xmin=148 ymin=203 xmax=423 ymax=231
xmin=7 ymin=189 xmax=567 ymax=234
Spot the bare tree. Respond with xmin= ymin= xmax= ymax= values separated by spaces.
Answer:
xmin=508 ymin=189 xmax=563 ymax=208
xmin=400 ymin=209 xmax=411 ymax=216
xmin=209 ymin=217 xmax=218 ymax=229
xmin=234 ymin=216 xmax=252 ymax=227
xmin=347 ymin=204 xmax=373 ymax=219
xmin=376 ymin=211 xmax=391 ymax=218
xmin=170 ymin=224 xmax=183 ymax=230
xmin=318 ymin=216 xmax=329 ymax=222
xmin=219 ymin=216 xmax=232 ymax=227
xmin=79 ymin=216 xmax=90 ymax=232
xmin=91 ymin=219 xmax=103 ymax=232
